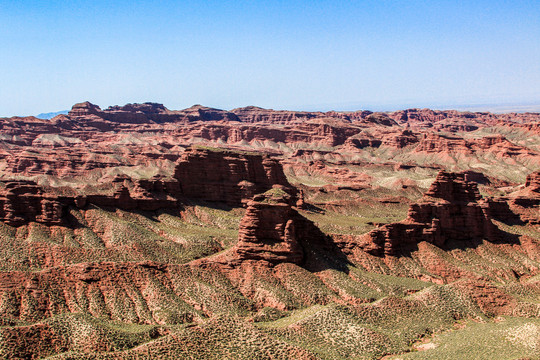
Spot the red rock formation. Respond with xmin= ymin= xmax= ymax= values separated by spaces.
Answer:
xmin=176 ymin=104 xmax=239 ymax=122
xmin=196 ymin=189 xmax=330 ymax=268
xmin=68 ymin=101 xmax=239 ymax=125
xmin=67 ymin=101 xmax=103 ymax=117
xmin=231 ymin=190 xmax=305 ymax=265
xmin=414 ymin=133 xmax=538 ymax=162
xmin=362 ymin=113 xmax=398 ymax=126
xmin=0 ymin=181 xmax=64 ymax=226
xmin=174 ymin=147 xmax=298 ymax=206
xmin=188 ymin=119 xmax=363 ymax=147
xmin=341 ymin=136 xmax=382 ymax=149
xmin=381 ymin=130 xmax=419 ymax=148
xmin=0 ymin=176 xmax=181 ymax=227
xmin=231 ymin=106 xmax=321 ymax=124
xmin=84 ymin=175 xmax=179 ymax=211
xmin=504 ymin=171 xmax=540 ymax=225
xmin=433 ymin=119 xmax=479 ymax=132
xmin=0 ymin=147 xmax=299 ymax=226
xmin=3 ymin=149 xmax=125 ymax=177
xmin=423 ymin=171 xmax=481 ymax=202
xmin=415 ymin=133 xmax=471 ymax=153
xmin=359 ymin=172 xmax=501 ymax=256
xmin=524 ymin=171 xmax=540 ymax=193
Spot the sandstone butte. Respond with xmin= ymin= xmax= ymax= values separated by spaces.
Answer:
xmin=0 ymin=101 xmax=538 ymax=359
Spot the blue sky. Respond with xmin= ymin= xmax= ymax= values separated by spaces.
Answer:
xmin=1 ymin=0 xmax=539 ymax=116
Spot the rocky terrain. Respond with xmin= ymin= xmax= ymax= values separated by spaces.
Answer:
xmin=0 ymin=102 xmax=538 ymax=359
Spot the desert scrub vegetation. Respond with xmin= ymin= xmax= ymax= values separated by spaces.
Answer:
xmin=261 ymin=303 xmax=397 ymax=359
xmin=347 ymin=267 xmax=431 ymax=297
xmin=273 ymin=263 xmax=338 ymax=306
xmin=167 ymin=266 xmax=255 ymax=317
xmin=390 ymin=316 xmax=540 ymax=360
xmin=316 ymin=269 xmax=386 ymax=302
xmin=0 ymin=203 xmax=241 ymax=271
xmin=44 ymin=316 xmax=319 ymax=360
xmin=257 ymin=283 xmax=487 ymax=359
xmin=0 ymin=313 xmax=170 ymax=359
xmin=301 ymin=201 xmax=409 ymax=236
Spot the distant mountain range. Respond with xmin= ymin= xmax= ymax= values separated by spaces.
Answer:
xmin=35 ymin=110 xmax=69 ymax=119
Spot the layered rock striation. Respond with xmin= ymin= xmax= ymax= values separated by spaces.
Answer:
xmin=504 ymin=171 xmax=540 ymax=225
xmin=359 ymin=172 xmax=502 ymax=256
xmin=0 ymin=148 xmax=299 ymax=226
xmin=196 ymin=188 xmax=330 ymax=268
xmin=524 ymin=171 xmax=540 ymax=193
xmin=0 ymin=181 xmax=64 ymax=226
xmin=231 ymin=190 xmax=306 ymax=265
xmin=174 ymin=147 xmax=298 ymax=206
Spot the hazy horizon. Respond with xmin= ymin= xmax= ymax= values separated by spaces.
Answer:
xmin=2 ymin=1 xmax=539 ymax=117
xmin=23 ymin=100 xmax=540 ymax=119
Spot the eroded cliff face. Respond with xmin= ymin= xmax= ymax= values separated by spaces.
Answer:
xmin=232 ymin=189 xmax=326 ymax=266
xmin=174 ymin=147 xmax=298 ymax=206
xmin=357 ymin=172 xmax=502 ymax=256
xmin=0 ymin=177 xmax=181 ymax=227
xmin=505 ymin=170 xmax=540 ymax=225
xmin=525 ymin=171 xmax=540 ymax=193
xmin=232 ymin=192 xmax=305 ymax=265
xmin=68 ymin=102 xmax=239 ymax=124
xmin=191 ymin=188 xmax=329 ymax=269
xmin=0 ymin=147 xmax=301 ymax=226
xmin=0 ymin=181 xmax=64 ymax=226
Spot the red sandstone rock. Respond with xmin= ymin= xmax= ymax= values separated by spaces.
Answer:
xmin=0 ymin=146 xmax=300 ymax=226
xmin=415 ymin=133 xmax=472 ymax=153
xmin=176 ymin=104 xmax=239 ymax=122
xmin=0 ymin=181 xmax=64 ymax=226
xmin=503 ymin=171 xmax=540 ymax=225
xmin=381 ymin=129 xmax=418 ymax=148
xmin=359 ymin=171 xmax=501 ymax=256
xmin=524 ymin=171 xmax=540 ymax=193
xmin=0 ymin=176 xmax=181 ymax=227
xmin=68 ymin=101 xmax=103 ymax=117
xmin=194 ymin=189 xmax=331 ymax=269
xmin=389 ymin=108 xmax=540 ymax=130
xmin=232 ymin=191 xmax=305 ymax=265
xmin=231 ymin=106 xmax=322 ymax=124
xmin=174 ymin=147 xmax=298 ymax=206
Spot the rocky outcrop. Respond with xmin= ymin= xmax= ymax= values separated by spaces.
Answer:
xmin=504 ymin=171 xmax=540 ymax=225
xmin=525 ymin=171 xmax=540 ymax=193
xmin=84 ymin=175 xmax=179 ymax=211
xmin=67 ymin=101 xmax=103 ymax=117
xmin=381 ymin=130 xmax=418 ymax=148
xmin=3 ymin=149 xmax=125 ymax=177
xmin=197 ymin=188 xmax=330 ymax=268
xmin=433 ymin=119 xmax=479 ymax=132
xmin=68 ymin=102 xmax=239 ymax=125
xmin=423 ymin=171 xmax=481 ymax=202
xmin=414 ymin=133 xmax=538 ymax=162
xmin=174 ymin=147 xmax=298 ymax=206
xmin=176 ymin=105 xmax=239 ymax=122
xmin=69 ymin=101 xmax=176 ymax=124
xmin=0 ymin=147 xmax=299 ymax=226
xmin=0 ymin=176 xmax=180 ymax=227
xmin=231 ymin=106 xmax=321 ymax=124
xmin=415 ymin=133 xmax=471 ymax=153
xmin=0 ymin=181 xmax=64 ymax=226
xmin=341 ymin=136 xmax=382 ymax=149
xmin=231 ymin=189 xmax=306 ymax=265
xmin=188 ymin=119 xmax=363 ymax=147
xmin=359 ymin=172 xmax=501 ymax=256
